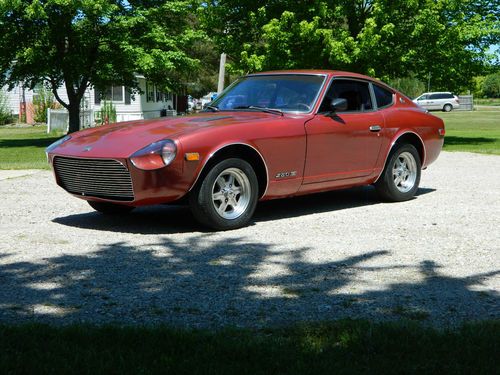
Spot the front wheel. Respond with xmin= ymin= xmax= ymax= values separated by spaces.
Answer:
xmin=88 ymin=201 xmax=135 ymax=215
xmin=189 ymin=158 xmax=258 ymax=230
xmin=375 ymin=144 xmax=421 ymax=202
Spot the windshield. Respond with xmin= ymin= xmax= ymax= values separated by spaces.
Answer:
xmin=210 ymin=74 xmax=325 ymax=113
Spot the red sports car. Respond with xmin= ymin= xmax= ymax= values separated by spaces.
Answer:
xmin=47 ymin=70 xmax=445 ymax=230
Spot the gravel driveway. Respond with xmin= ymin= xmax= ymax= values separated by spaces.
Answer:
xmin=0 ymin=151 xmax=498 ymax=328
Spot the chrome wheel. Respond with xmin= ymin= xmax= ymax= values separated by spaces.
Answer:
xmin=211 ymin=167 xmax=251 ymax=220
xmin=392 ymin=152 xmax=417 ymax=193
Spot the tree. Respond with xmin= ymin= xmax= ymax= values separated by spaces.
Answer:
xmin=204 ymin=0 xmax=500 ymax=92
xmin=482 ymin=72 xmax=500 ymax=97
xmin=0 ymin=0 xmax=203 ymax=133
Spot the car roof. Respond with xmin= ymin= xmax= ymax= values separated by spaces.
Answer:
xmin=248 ymin=70 xmax=394 ymax=90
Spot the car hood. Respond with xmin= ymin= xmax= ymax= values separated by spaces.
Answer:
xmin=51 ymin=112 xmax=283 ymax=158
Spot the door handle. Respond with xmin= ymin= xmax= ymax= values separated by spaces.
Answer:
xmin=369 ymin=125 xmax=382 ymax=132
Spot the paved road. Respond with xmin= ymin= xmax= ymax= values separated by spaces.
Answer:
xmin=0 ymin=152 xmax=498 ymax=327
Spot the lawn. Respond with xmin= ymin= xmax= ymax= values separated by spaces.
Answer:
xmin=0 ymin=112 xmax=498 ymax=170
xmin=0 ymin=125 xmax=62 ymax=169
xmin=435 ymin=111 xmax=500 ymax=155
xmin=1 ymin=320 xmax=498 ymax=374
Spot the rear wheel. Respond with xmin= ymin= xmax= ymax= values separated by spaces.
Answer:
xmin=88 ymin=201 xmax=135 ymax=214
xmin=443 ymin=104 xmax=452 ymax=112
xmin=189 ymin=158 xmax=258 ymax=230
xmin=375 ymin=144 xmax=421 ymax=202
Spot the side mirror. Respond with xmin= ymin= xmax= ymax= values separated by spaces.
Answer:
xmin=330 ymin=98 xmax=348 ymax=112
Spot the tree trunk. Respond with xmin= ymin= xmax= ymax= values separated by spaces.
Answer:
xmin=67 ymin=102 xmax=81 ymax=134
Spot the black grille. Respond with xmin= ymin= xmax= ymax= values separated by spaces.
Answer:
xmin=53 ymin=156 xmax=134 ymax=201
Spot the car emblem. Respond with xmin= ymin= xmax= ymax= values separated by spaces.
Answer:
xmin=83 ymin=146 xmax=92 ymax=152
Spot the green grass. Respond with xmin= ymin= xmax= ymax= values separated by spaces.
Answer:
xmin=0 ymin=320 xmax=498 ymax=374
xmin=0 ymin=125 xmax=63 ymax=169
xmin=0 ymin=112 xmax=498 ymax=171
xmin=435 ymin=111 xmax=500 ymax=155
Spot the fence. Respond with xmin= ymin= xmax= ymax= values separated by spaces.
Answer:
xmin=47 ymin=109 xmax=94 ymax=133
xmin=47 ymin=109 xmax=177 ymax=133
xmin=458 ymin=95 xmax=473 ymax=111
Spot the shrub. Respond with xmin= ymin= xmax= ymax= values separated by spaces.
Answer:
xmin=387 ymin=77 xmax=426 ymax=99
xmin=32 ymin=86 xmax=58 ymax=123
xmin=0 ymin=89 xmax=13 ymax=125
xmin=96 ymin=100 xmax=117 ymax=125
xmin=482 ymin=73 xmax=500 ymax=98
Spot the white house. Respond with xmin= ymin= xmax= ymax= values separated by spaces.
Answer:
xmin=2 ymin=76 xmax=185 ymax=128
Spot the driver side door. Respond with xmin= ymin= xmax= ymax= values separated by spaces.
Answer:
xmin=303 ymin=79 xmax=384 ymax=185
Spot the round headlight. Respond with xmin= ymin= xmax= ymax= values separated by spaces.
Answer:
xmin=161 ymin=140 xmax=177 ymax=165
xmin=130 ymin=139 xmax=177 ymax=170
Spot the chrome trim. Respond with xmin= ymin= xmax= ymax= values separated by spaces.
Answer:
xmin=373 ymin=131 xmax=426 ymax=183
xmin=188 ymin=142 xmax=270 ymax=198
xmin=53 ymin=156 xmax=135 ymax=201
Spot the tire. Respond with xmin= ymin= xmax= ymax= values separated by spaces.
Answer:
xmin=375 ymin=144 xmax=421 ymax=202
xmin=88 ymin=201 xmax=135 ymax=215
xmin=189 ymin=158 xmax=258 ymax=230
xmin=443 ymin=104 xmax=452 ymax=112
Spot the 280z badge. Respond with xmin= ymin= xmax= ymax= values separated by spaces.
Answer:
xmin=275 ymin=171 xmax=297 ymax=178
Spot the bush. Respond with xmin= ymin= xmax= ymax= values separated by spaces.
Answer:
xmin=387 ymin=77 xmax=426 ymax=99
xmin=32 ymin=86 xmax=58 ymax=123
xmin=482 ymin=73 xmax=500 ymax=98
xmin=0 ymin=89 xmax=13 ymax=125
xmin=96 ymin=100 xmax=117 ymax=125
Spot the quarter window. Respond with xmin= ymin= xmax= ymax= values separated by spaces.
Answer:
xmin=373 ymin=85 xmax=394 ymax=108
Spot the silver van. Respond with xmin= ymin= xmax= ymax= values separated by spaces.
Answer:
xmin=413 ymin=92 xmax=460 ymax=112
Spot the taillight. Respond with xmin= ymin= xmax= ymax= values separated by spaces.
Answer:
xmin=438 ymin=128 xmax=446 ymax=136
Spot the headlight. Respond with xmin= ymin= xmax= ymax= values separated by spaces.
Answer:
xmin=130 ymin=139 xmax=177 ymax=170
xmin=45 ymin=135 xmax=72 ymax=153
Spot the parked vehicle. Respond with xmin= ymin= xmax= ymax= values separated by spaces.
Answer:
xmin=413 ymin=92 xmax=460 ymax=112
xmin=47 ymin=70 xmax=445 ymax=230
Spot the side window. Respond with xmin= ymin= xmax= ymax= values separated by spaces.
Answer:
xmin=429 ymin=94 xmax=440 ymax=100
xmin=319 ymin=79 xmax=373 ymax=112
xmin=373 ymin=85 xmax=394 ymax=108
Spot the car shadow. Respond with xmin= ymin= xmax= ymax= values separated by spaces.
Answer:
xmin=52 ymin=186 xmax=435 ymax=234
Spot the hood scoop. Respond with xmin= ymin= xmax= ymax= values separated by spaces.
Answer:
xmin=189 ymin=116 xmax=233 ymax=123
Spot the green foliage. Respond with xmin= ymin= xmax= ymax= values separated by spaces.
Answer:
xmin=387 ymin=77 xmax=426 ymax=99
xmin=204 ymin=0 xmax=500 ymax=92
xmin=32 ymin=86 xmax=58 ymax=123
xmin=482 ymin=72 xmax=500 ymax=98
xmin=0 ymin=0 xmax=206 ymax=133
xmin=96 ymin=100 xmax=117 ymax=125
xmin=0 ymin=89 xmax=12 ymax=125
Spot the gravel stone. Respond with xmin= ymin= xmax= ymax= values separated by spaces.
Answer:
xmin=0 ymin=151 xmax=498 ymax=328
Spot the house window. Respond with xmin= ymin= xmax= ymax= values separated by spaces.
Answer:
xmin=146 ymin=81 xmax=155 ymax=102
xmin=102 ymin=86 xmax=124 ymax=102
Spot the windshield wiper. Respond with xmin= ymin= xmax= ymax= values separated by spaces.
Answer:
xmin=204 ymin=105 xmax=220 ymax=112
xmin=233 ymin=105 xmax=283 ymax=116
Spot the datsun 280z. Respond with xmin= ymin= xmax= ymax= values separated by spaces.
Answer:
xmin=46 ymin=70 xmax=445 ymax=230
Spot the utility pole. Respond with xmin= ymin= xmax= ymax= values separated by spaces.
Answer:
xmin=217 ymin=53 xmax=226 ymax=94
xmin=427 ymin=72 xmax=431 ymax=92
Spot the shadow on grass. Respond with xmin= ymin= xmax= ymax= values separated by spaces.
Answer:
xmin=0 ymin=137 xmax=60 ymax=148
xmin=444 ymin=136 xmax=496 ymax=147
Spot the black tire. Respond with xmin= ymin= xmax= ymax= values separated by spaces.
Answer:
xmin=443 ymin=104 xmax=452 ymax=112
xmin=189 ymin=158 xmax=258 ymax=230
xmin=88 ymin=201 xmax=135 ymax=214
xmin=375 ymin=144 xmax=421 ymax=202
